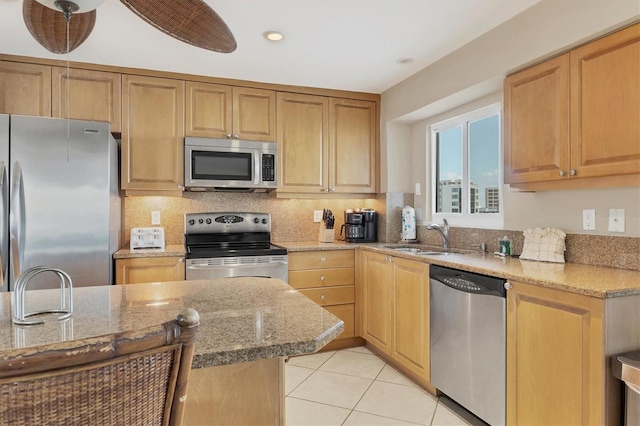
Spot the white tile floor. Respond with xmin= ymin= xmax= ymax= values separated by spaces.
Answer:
xmin=285 ymin=346 xmax=479 ymax=426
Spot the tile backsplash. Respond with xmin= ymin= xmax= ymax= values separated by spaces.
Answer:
xmin=124 ymin=192 xmax=639 ymax=271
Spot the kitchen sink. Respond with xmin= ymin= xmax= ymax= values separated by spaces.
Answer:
xmin=382 ymin=246 xmax=462 ymax=256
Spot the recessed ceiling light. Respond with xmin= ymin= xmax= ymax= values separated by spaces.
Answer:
xmin=264 ymin=31 xmax=284 ymax=42
xmin=397 ymin=57 xmax=415 ymax=65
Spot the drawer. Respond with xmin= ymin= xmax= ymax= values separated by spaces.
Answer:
xmin=288 ymin=268 xmax=354 ymax=289
xmin=298 ymin=285 xmax=355 ymax=306
xmin=289 ymin=250 xmax=354 ymax=270
xmin=325 ymin=304 xmax=355 ymax=339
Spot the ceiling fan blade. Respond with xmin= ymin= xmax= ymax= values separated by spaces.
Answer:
xmin=119 ymin=0 xmax=237 ymax=53
xmin=23 ymin=0 xmax=96 ymax=54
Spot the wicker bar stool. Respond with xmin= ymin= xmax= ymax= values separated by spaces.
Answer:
xmin=0 ymin=308 xmax=200 ymax=426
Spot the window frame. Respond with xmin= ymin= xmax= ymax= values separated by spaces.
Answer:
xmin=430 ymin=103 xmax=504 ymax=228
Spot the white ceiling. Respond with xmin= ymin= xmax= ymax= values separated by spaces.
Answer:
xmin=0 ymin=0 xmax=539 ymax=93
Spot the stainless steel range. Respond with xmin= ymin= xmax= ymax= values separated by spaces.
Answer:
xmin=184 ymin=212 xmax=288 ymax=282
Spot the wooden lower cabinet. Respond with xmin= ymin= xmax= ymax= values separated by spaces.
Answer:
xmin=115 ymin=257 xmax=185 ymax=284
xmin=288 ymin=250 xmax=356 ymax=345
xmin=507 ymin=281 xmax=604 ymax=425
xmin=360 ymin=250 xmax=430 ymax=381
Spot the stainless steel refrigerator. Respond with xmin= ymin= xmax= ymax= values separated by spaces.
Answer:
xmin=0 ymin=114 xmax=120 ymax=291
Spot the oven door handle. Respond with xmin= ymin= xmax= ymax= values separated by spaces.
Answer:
xmin=186 ymin=261 xmax=288 ymax=270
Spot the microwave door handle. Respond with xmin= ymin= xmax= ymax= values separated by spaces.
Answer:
xmin=254 ymin=153 xmax=260 ymax=185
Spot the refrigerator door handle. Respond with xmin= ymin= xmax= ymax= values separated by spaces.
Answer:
xmin=9 ymin=161 xmax=25 ymax=284
xmin=0 ymin=161 xmax=6 ymax=288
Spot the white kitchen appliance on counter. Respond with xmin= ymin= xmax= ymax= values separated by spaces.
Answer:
xmin=130 ymin=227 xmax=165 ymax=251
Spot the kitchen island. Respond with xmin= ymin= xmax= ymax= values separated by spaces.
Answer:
xmin=0 ymin=278 xmax=344 ymax=425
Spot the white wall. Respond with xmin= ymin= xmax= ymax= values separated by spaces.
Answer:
xmin=381 ymin=0 xmax=640 ymax=236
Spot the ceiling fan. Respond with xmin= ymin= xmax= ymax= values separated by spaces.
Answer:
xmin=22 ymin=0 xmax=237 ymax=54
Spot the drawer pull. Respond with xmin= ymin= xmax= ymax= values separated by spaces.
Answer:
xmin=321 ymin=294 xmax=326 ymax=300
xmin=320 ymin=257 xmax=326 ymax=262
xmin=320 ymin=276 xmax=326 ymax=281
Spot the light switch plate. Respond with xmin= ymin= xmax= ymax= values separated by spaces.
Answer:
xmin=313 ymin=210 xmax=323 ymax=223
xmin=151 ymin=211 xmax=161 ymax=225
xmin=608 ymin=209 xmax=625 ymax=232
xmin=415 ymin=183 xmax=421 ymax=196
xmin=582 ymin=209 xmax=595 ymax=231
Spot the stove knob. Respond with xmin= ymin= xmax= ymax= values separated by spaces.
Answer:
xmin=262 ymin=218 xmax=268 ymax=224
xmin=199 ymin=219 xmax=204 ymax=224
xmin=206 ymin=218 xmax=212 ymax=224
xmin=254 ymin=218 xmax=260 ymax=224
xmin=188 ymin=219 xmax=195 ymax=225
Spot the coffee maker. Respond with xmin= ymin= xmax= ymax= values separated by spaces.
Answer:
xmin=341 ymin=208 xmax=377 ymax=243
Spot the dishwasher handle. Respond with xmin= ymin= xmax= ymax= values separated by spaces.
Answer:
xmin=430 ymin=273 xmax=506 ymax=297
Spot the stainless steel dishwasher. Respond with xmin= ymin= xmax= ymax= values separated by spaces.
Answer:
xmin=430 ymin=264 xmax=507 ymax=426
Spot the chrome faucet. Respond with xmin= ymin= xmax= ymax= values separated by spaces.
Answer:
xmin=426 ymin=219 xmax=450 ymax=250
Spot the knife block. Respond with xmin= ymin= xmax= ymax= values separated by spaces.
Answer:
xmin=318 ymin=223 xmax=334 ymax=243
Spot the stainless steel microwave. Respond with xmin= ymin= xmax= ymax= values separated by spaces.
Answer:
xmin=184 ymin=137 xmax=277 ymax=192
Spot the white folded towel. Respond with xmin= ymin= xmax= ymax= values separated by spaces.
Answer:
xmin=520 ymin=227 xmax=566 ymax=263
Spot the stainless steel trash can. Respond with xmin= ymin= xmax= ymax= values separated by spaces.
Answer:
xmin=613 ymin=350 xmax=640 ymax=426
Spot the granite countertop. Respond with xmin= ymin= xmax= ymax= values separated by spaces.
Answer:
xmin=0 ymin=278 xmax=344 ymax=368
xmin=277 ymin=241 xmax=640 ymax=299
xmin=114 ymin=244 xmax=185 ymax=259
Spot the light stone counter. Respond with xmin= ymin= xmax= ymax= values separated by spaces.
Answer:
xmin=0 ymin=278 xmax=344 ymax=368
xmin=276 ymin=241 xmax=640 ymax=298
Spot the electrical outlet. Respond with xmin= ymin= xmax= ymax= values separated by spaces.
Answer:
xmin=313 ymin=210 xmax=323 ymax=223
xmin=608 ymin=209 xmax=625 ymax=232
xmin=151 ymin=211 xmax=161 ymax=225
xmin=582 ymin=209 xmax=595 ymax=231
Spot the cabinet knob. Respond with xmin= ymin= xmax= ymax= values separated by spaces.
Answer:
xmin=569 ymin=169 xmax=576 ymax=176
xmin=320 ymin=257 xmax=326 ymax=262
xmin=329 ymin=187 xmax=335 ymax=192
xmin=504 ymin=282 xmax=512 ymax=289
xmin=320 ymin=276 xmax=326 ymax=281
xmin=177 ymin=185 xmax=185 ymax=190
xmin=178 ymin=258 xmax=184 ymax=263
xmin=226 ymin=133 xmax=232 ymax=139
xmin=233 ymin=134 xmax=239 ymax=139
xmin=558 ymin=170 xmax=566 ymax=177
xmin=321 ymin=294 xmax=326 ymax=300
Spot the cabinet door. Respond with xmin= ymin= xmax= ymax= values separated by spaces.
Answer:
xmin=507 ymin=281 xmax=604 ymax=425
xmin=185 ymin=81 xmax=232 ymax=138
xmin=115 ymin=257 xmax=185 ymax=284
xmin=570 ymin=23 xmax=640 ymax=178
xmin=52 ymin=67 xmax=121 ymax=132
xmin=122 ymin=75 xmax=184 ymax=191
xmin=0 ymin=61 xmax=51 ymax=116
xmin=361 ymin=251 xmax=392 ymax=353
xmin=233 ymin=87 xmax=276 ymax=141
xmin=329 ymin=99 xmax=377 ymax=193
xmin=325 ymin=304 xmax=355 ymax=339
xmin=504 ymin=54 xmax=570 ymax=184
xmin=276 ymin=92 xmax=329 ymax=193
xmin=391 ymin=257 xmax=429 ymax=380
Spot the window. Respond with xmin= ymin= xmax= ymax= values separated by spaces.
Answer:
xmin=431 ymin=103 xmax=502 ymax=227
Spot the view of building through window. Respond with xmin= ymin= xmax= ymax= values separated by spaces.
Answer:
xmin=433 ymin=107 xmax=501 ymax=216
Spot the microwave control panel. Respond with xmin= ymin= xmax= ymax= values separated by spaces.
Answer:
xmin=262 ymin=154 xmax=275 ymax=182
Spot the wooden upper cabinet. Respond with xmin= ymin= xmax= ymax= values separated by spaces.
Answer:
xmin=329 ymin=99 xmax=377 ymax=193
xmin=186 ymin=82 xmax=276 ymax=141
xmin=122 ymin=75 xmax=185 ymax=193
xmin=504 ymin=54 xmax=569 ymax=184
xmin=0 ymin=61 xmax=51 ymax=116
xmin=570 ymin=23 xmax=640 ymax=179
xmin=277 ymin=92 xmax=329 ymax=193
xmin=52 ymin=67 xmax=121 ymax=132
xmin=505 ymin=23 xmax=640 ymax=188
xmin=277 ymin=92 xmax=378 ymax=195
